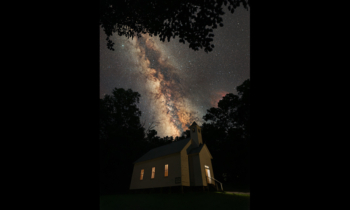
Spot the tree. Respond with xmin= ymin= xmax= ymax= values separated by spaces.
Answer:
xmin=202 ymin=79 xmax=250 ymax=187
xmin=99 ymin=88 xmax=148 ymax=194
xmin=146 ymin=129 xmax=173 ymax=147
xmin=204 ymin=79 xmax=250 ymax=138
xmin=100 ymin=0 xmax=249 ymax=52
xmin=100 ymin=88 xmax=145 ymax=141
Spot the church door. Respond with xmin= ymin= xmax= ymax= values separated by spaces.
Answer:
xmin=205 ymin=165 xmax=211 ymax=184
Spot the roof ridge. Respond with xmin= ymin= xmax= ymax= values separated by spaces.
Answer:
xmin=150 ymin=137 xmax=191 ymax=149
xmin=187 ymin=143 xmax=204 ymax=155
xmin=133 ymin=138 xmax=191 ymax=164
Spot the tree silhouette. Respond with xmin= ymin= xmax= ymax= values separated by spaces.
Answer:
xmin=204 ymin=79 xmax=250 ymax=137
xmin=100 ymin=88 xmax=149 ymax=194
xmin=99 ymin=80 xmax=250 ymax=193
xmin=146 ymin=129 xmax=173 ymax=147
xmin=100 ymin=0 xmax=249 ymax=52
xmin=99 ymin=88 xmax=183 ymax=194
xmin=202 ymin=79 xmax=250 ymax=187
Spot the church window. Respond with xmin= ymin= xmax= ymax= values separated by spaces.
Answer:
xmin=165 ymin=164 xmax=168 ymax=177
xmin=151 ymin=167 xmax=155 ymax=179
xmin=140 ymin=169 xmax=144 ymax=180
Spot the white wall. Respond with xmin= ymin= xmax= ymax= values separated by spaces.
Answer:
xmin=130 ymin=153 xmax=182 ymax=189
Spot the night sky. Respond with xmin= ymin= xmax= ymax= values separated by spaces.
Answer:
xmin=100 ymin=6 xmax=250 ymax=138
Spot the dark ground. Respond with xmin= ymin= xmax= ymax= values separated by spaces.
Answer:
xmin=100 ymin=190 xmax=250 ymax=210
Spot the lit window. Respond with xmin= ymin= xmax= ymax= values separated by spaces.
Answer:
xmin=165 ymin=164 xmax=168 ymax=177
xmin=151 ymin=167 xmax=155 ymax=179
xmin=140 ymin=169 xmax=144 ymax=180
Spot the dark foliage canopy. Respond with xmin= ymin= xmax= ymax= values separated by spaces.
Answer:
xmin=99 ymin=88 xmax=180 ymax=194
xmin=100 ymin=88 xmax=148 ymax=194
xmin=99 ymin=88 xmax=144 ymax=142
xmin=100 ymin=0 xmax=250 ymax=52
xmin=202 ymin=79 xmax=250 ymax=185
xmin=204 ymin=79 xmax=250 ymax=138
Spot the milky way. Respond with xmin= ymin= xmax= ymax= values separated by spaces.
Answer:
xmin=123 ymin=35 xmax=202 ymax=137
xmin=100 ymin=6 xmax=250 ymax=137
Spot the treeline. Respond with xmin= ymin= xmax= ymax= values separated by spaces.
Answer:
xmin=100 ymin=79 xmax=250 ymax=194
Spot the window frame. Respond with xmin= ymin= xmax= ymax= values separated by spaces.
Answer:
xmin=151 ymin=167 xmax=155 ymax=179
xmin=164 ymin=164 xmax=168 ymax=177
xmin=140 ymin=169 xmax=144 ymax=180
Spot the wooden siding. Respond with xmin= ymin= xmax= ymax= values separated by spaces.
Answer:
xmin=180 ymin=139 xmax=192 ymax=186
xmin=188 ymin=155 xmax=195 ymax=185
xmin=188 ymin=154 xmax=203 ymax=186
xmin=189 ymin=124 xmax=203 ymax=146
xmin=199 ymin=144 xmax=214 ymax=186
xmin=129 ymin=153 xmax=181 ymax=189
xmin=129 ymin=141 xmax=215 ymax=189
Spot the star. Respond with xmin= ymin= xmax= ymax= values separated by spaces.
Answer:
xmin=100 ymin=6 xmax=250 ymax=137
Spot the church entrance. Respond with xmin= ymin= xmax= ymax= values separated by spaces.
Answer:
xmin=205 ymin=165 xmax=211 ymax=184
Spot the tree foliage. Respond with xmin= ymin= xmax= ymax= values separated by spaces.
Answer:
xmin=202 ymin=79 xmax=250 ymax=186
xmin=100 ymin=0 xmax=250 ymax=52
xmin=100 ymin=88 xmax=144 ymax=141
xmin=99 ymin=88 xmax=148 ymax=194
xmin=204 ymin=79 xmax=250 ymax=138
xmin=99 ymin=80 xmax=250 ymax=193
xmin=100 ymin=88 xmax=179 ymax=194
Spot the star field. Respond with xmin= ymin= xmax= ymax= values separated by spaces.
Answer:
xmin=100 ymin=6 xmax=250 ymax=137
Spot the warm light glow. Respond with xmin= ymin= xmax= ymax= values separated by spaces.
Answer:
xmin=205 ymin=165 xmax=211 ymax=184
xmin=151 ymin=167 xmax=155 ymax=179
xmin=164 ymin=164 xmax=168 ymax=177
xmin=126 ymin=35 xmax=201 ymax=137
xmin=140 ymin=169 xmax=144 ymax=180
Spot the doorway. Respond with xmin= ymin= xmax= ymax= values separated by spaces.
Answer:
xmin=205 ymin=165 xmax=211 ymax=184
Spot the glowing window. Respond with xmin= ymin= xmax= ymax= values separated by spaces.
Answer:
xmin=165 ymin=164 xmax=168 ymax=177
xmin=140 ymin=169 xmax=144 ymax=180
xmin=151 ymin=167 xmax=155 ymax=179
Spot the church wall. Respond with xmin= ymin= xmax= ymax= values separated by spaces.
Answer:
xmin=129 ymin=153 xmax=181 ymax=189
xmin=199 ymin=145 xmax=215 ymax=186
xmin=189 ymin=154 xmax=203 ymax=186
xmin=180 ymin=140 xmax=192 ymax=186
xmin=188 ymin=155 xmax=195 ymax=186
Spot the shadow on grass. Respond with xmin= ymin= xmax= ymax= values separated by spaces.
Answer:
xmin=100 ymin=191 xmax=249 ymax=210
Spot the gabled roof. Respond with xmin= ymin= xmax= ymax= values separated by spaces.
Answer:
xmin=133 ymin=138 xmax=191 ymax=164
xmin=190 ymin=121 xmax=198 ymax=126
xmin=187 ymin=144 xmax=204 ymax=155
xmin=187 ymin=144 xmax=213 ymax=159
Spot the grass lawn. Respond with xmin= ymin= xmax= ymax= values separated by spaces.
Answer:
xmin=100 ymin=191 xmax=250 ymax=210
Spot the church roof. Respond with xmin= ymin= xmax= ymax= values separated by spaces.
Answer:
xmin=133 ymin=138 xmax=191 ymax=164
xmin=189 ymin=121 xmax=198 ymax=127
